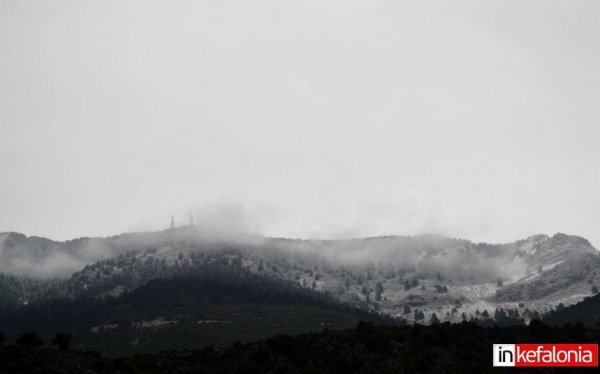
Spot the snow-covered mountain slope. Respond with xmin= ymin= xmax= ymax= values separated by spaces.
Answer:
xmin=0 ymin=228 xmax=265 ymax=277
xmin=495 ymin=251 xmax=600 ymax=301
xmin=1 ymin=228 xmax=598 ymax=323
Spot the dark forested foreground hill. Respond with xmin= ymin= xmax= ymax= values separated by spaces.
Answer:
xmin=0 ymin=267 xmax=401 ymax=357
xmin=1 ymin=321 xmax=598 ymax=373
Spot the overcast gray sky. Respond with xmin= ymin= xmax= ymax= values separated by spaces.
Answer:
xmin=1 ymin=1 xmax=599 ymax=246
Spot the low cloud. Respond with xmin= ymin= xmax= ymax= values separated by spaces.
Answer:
xmin=7 ymin=252 xmax=84 ymax=278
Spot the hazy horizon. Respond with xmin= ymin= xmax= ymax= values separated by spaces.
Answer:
xmin=1 ymin=222 xmax=595 ymax=251
xmin=2 ymin=1 xmax=599 ymax=247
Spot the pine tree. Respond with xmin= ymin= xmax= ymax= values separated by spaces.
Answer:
xmin=414 ymin=309 xmax=425 ymax=321
xmin=411 ymin=277 xmax=419 ymax=288
xmin=375 ymin=282 xmax=383 ymax=301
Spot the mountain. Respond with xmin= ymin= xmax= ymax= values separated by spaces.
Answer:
xmin=0 ymin=275 xmax=400 ymax=356
xmin=0 ymin=228 xmax=259 ymax=278
xmin=1 ymin=227 xmax=599 ymax=349
xmin=495 ymin=234 xmax=600 ymax=301
xmin=0 ymin=247 xmax=401 ymax=356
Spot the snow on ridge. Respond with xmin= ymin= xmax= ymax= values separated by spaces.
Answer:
xmin=519 ymin=234 xmax=549 ymax=256
xmin=539 ymin=260 xmax=565 ymax=272
xmin=453 ymin=284 xmax=499 ymax=299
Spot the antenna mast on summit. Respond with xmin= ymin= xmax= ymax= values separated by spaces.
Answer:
xmin=189 ymin=209 xmax=194 ymax=226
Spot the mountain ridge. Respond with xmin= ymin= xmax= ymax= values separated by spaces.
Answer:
xmin=2 ymin=228 xmax=598 ymax=325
